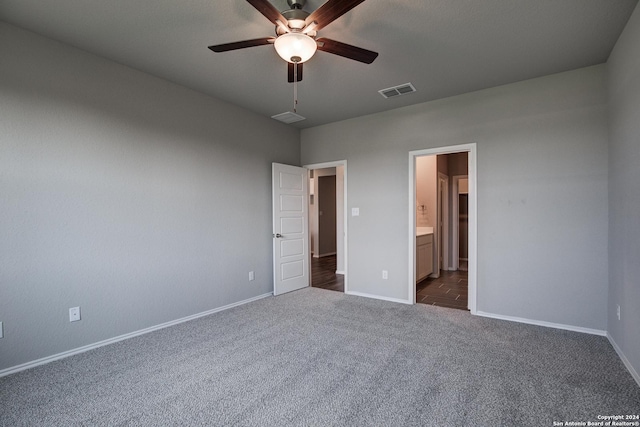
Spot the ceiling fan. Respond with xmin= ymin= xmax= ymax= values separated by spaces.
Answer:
xmin=208 ymin=0 xmax=378 ymax=83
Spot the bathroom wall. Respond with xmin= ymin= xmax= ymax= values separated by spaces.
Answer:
xmin=415 ymin=156 xmax=437 ymax=228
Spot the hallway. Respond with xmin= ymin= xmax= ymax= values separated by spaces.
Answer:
xmin=311 ymin=255 xmax=344 ymax=292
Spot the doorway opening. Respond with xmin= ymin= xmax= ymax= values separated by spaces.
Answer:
xmin=305 ymin=161 xmax=347 ymax=293
xmin=408 ymin=144 xmax=477 ymax=313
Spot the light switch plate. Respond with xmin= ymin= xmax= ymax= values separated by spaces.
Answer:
xmin=352 ymin=207 xmax=360 ymax=216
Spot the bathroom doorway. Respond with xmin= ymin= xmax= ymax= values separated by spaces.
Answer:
xmin=409 ymin=144 xmax=477 ymax=313
xmin=414 ymin=153 xmax=466 ymax=310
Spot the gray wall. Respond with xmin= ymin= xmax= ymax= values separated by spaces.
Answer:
xmin=0 ymin=23 xmax=300 ymax=371
xmin=301 ymin=65 xmax=609 ymax=330
xmin=607 ymin=4 xmax=640 ymax=379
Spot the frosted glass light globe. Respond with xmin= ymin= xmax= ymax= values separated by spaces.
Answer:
xmin=274 ymin=32 xmax=317 ymax=63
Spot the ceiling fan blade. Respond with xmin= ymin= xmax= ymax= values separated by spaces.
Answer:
xmin=246 ymin=0 xmax=289 ymax=26
xmin=316 ymin=38 xmax=378 ymax=64
xmin=305 ymin=0 xmax=367 ymax=31
xmin=208 ymin=37 xmax=275 ymax=52
xmin=287 ymin=62 xmax=303 ymax=83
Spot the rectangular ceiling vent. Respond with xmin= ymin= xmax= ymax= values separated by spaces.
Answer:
xmin=271 ymin=111 xmax=306 ymax=124
xmin=378 ymin=83 xmax=416 ymax=99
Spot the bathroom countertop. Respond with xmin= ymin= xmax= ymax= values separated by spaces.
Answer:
xmin=416 ymin=227 xmax=434 ymax=236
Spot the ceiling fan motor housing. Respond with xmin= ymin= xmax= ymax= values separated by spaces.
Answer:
xmin=278 ymin=8 xmax=310 ymax=34
xmin=287 ymin=0 xmax=306 ymax=9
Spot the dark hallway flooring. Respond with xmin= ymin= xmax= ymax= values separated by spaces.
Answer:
xmin=416 ymin=270 xmax=468 ymax=310
xmin=311 ymin=255 xmax=467 ymax=310
xmin=311 ymin=254 xmax=344 ymax=292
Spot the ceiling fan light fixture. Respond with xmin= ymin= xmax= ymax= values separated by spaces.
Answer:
xmin=274 ymin=32 xmax=317 ymax=63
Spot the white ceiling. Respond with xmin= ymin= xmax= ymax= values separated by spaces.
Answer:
xmin=1 ymin=0 xmax=637 ymax=128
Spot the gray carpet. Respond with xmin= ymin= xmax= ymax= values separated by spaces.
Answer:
xmin=1 ymin=288 xmax=639 ymax=426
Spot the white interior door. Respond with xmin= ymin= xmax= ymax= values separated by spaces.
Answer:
xmin=272 ymin=163 xmax=309 ymax=295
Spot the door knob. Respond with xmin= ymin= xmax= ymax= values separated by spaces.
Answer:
xmin=274 ymin=233 xmax=283 ymax=238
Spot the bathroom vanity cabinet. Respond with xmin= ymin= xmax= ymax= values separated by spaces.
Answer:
xmin=416 ymin=231 xmax=433 ymax=282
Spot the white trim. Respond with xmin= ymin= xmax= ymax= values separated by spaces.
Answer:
xmin=335 ymin=270 xmax=345 ymax=275
xmin=607 ymin=333 xmax=640 ymax=387
xmin=476 ymin=310 xmax=607 ymax=336
xmin=303 ymin=160 xmax=348 ymax=293
xmin=467 ymin=148 xmax=477 ymax=313
xmin=0 ymin=293 xmax=272 ymax=378
xmin=408 ymin=143 xmax=477 ymax=313
xmin=437 ymin=172 xmax=449 ymax=273
xmin=303 ymin=160 xmax=344 ymax=170
xmin=409 ymin=155 xmax=419 ymax=292
xmin=451 ymin=175 xmax=468 ymax=271
xmin=451 ymin=177 xmax=459 ymax=270
xmin=346 ymin=291 xmax=412 ymax=305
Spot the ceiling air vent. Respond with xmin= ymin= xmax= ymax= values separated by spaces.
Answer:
xmin=271 ymin=111 xmax=306 ymax=124
xmin=378 ymin=83 xmax=416 ymax=99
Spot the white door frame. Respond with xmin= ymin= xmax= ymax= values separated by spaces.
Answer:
xmin=408 ymin=144 xmax=477 ymax=313
xmin=303 ymin=160 xmax=348 ymax=293
xmin=451 ymin=175 xmax=468 ymax=271
xmin=437 ymin=172 xmax=449 ymax=273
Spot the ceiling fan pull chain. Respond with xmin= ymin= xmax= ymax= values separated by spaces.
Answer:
xmin=293 ymin=62 xmax=298 ymax=113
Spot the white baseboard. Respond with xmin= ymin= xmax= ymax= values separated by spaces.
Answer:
xmin=0 ymin=292 xmax=272 ymax=378
xmin=346 ymin=291 xmax=412 ymax=305
xmin=607 ymin=333 xmax=640 ymax=387
xmin=475 ymin=311 xmax=607 ymax=336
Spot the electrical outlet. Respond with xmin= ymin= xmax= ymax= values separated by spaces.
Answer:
xmin=382 ymin=270 xmax=388 ymax=280
xmin=617 ymin=305 xmax=621 ymax=321
xmin=0 ymin=321 xmax=3 ymax=339
xmin=69 ymin=307 xmax=81 ymax=322
xmin=249 ymin=271 xmax=255 ymax=281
